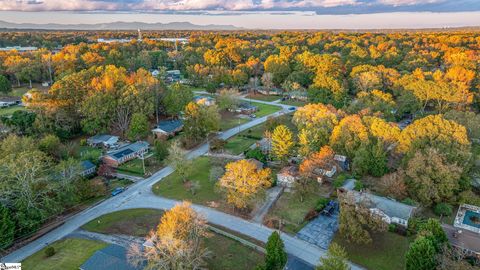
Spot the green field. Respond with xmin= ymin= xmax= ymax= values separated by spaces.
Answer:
xmin=152 ymin=157 xmax=223 ymax=205
xmin=332 ymin=232 xmax=412 ymax=270
xmin=77 ymin=146 xmax=102 ymax=161
xmin=247 ymin=94 xmax=283 ymax=102
xmin=22 ymin=238 xmax=107 ymax=270
xmin=251 ymin=102 xmax=282 ymax=118
xmin=224 ymin=135 xmax=257 ymax=155
xmin=0 ymin=105 xmax=26 ymax=116
xmin=117 ymin=158 xmax=145 ymax=177
xmin=220 ymin=115 xmax=250 ymax=131
xmin=82 ymin=208 xmax=164 ymax=236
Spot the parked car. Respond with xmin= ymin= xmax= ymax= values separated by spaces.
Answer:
xmin=288 ymin=107 xmax=296 ymax=111
xmin=250 ymin=114 xmax=257 ymax=118
xmin=111 ymin=187 xmax=125 ymax=196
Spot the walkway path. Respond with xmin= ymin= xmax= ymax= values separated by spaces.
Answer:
xmin=68 ymin=230 xmax=144 ymax=248
xmin=251 ymin=186 xmax=283 ymax=223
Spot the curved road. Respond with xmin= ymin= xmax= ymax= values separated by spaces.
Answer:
xmin=2 ymin=99 xmax=363 ymax=270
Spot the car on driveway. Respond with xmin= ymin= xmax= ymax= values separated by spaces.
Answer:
xmin=288 ymin=107 xmax=296 ymax=111
xmin=111 ymin=187 xmax=125 ymax=196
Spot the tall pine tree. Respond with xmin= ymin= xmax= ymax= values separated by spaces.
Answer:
xmin=265 ymin=231 xmax=287 ymax=270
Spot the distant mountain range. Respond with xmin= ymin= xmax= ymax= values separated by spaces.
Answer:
xmin=0 ymin=20 xmax=242 ymax=30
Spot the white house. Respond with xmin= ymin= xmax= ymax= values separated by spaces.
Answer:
xmin=87 ymin=134 xmax=119 ymax=148
xmin=277 ymin=166 xmax=300 ymax=191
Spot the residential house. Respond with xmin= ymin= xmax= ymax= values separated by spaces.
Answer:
xmin=0 ymin=97 xmax=21 ymax=107
xmin=102 ymin=141 xmax=149 ymax=167
xmin=166 ymin=70 xmax=181 ymax=83
xmin=442 ymin=224 xmax=480 ymax=259
xmin=247 ymin=158 xmax=264 ymax=170
xmin=0 ymin=46 xmax=38 ymax=52
xmin=80 ymin=160 xmax=96 ymax=177
xmin=194 ymin=96 xmax=215 ymax=106
xmin=334 ymin=155 xmax=349 ymax=171
xmin=87 ymin=134 xmax=119 ymax=148
xmin=339 ymin=189 xmax=416 ymax=227
xmin=255 ymin=138 xmax=272 ymax=154
xmin=152 ymin=119 xmax=183 ymax=139
xmin=235 ymin=103 xmax=258 ymax=115
xmin=80 ymin=244 xmax=144 ymax=270
xmin=287 ymin=90 xmax=308 ymax=101
xmin=277 ymin=166 xmax=300 ymax=191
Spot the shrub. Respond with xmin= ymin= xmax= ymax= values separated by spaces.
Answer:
xmin=402 ymin=198 xmax=416 ymax=206
xmin=44 ymin=246 xmax=55 ymax=257
xmin=388 ymin=223 xmax=397 ymax=232
xmin=245 ymin=148 xmax=267 ymax=163
xmin=79 ymin=138 xmax=87 ymax=146
xmin=210 ymin=138 xmax=227 ymax=152
xmin=434 ymin=203 xmax=453 ymax=217
xmin=315 ymin=198 xmax=330 ymax=212
xmin=354 ymin=181 xmax=364 ymax=191
xmin=154 ymin=141 xmax=169 ymax=162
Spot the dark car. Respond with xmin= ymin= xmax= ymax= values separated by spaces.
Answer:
xmin=288 ymin=107 xmax=296 ymax=111
xmin=111 ymin=187 xmax=125 ymax=196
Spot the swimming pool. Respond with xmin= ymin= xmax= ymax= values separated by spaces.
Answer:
xmin=463 ymin=210 xmax=480 ymax=229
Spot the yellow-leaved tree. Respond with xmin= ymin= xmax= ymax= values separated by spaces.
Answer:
xmin=271 ymin=125 xmax=294 ymax=162
xmin=218 ymin=159 xmax=272 ymax=209
xmin=128 ymin=201 xmax=210 ymax=269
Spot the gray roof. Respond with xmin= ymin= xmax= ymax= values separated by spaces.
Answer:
xmin=106 ymin=141 xmax=149 ymax=162
xmin=0 ymin=96 xmax=21 ymax=102
xmin=80 ymin=244 xmax=143 ymax=270
xmin=88 ymin=134 xmax=118 ymax=144
xmin=81 ymin=160 xmax=96 ymax=171
xmin=155 ymin=119 xmax=183 ymax=133
xmin=352 ymin=191 xmax=415 ymax=221
xmin=442 ymin=224 xmax=480 ymax=254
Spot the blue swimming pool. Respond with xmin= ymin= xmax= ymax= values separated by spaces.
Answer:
xmin=463 ymin=210 xmax=480 ymax=229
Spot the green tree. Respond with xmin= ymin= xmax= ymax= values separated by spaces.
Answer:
xmin=127 ymin=113 xmax=149 ymax=140
xmin=0 ymin=204 xmax=15 ymax=249
xmin=353 ymin=141 xmax=388 ymax=177
xmin=183 ymin=102 xmax=220 ymax=144
xmin=1 ymin=110 xmax=36 ymax=135
xmin=418 ymin=219 xmax=448 ymax=251
xmin=405 ymin=236 xmax=437 ymax=270
xmin=317 ymin=243 xmax=350 ymax=270
xmin=154 ymin=141 xmax=169 ymax=162
xmin=39 ymin=134 xmax=62 ymax=158
xmin=0 ymin=75 xmax=12 ymax=94
xmin=162 ymin=83 xmax=193 ymax=116
xmin=265 ymin=231 xmax=287 ymax=270
xmin=166 ymin=141 xmax=193 ymax=183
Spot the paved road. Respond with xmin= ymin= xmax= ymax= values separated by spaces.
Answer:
xmin=2 ymin=99 xmax=363 ymax=270
xmin=1 ymin=101 xmax=292 ymax=263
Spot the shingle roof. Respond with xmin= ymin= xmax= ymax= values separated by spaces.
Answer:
xmin=80 ymin=244 xmax=143 ymax=270
xmin=352 ymin=191 xmax=415 ymax=221
xmin=106 ymin=141 xmax=149 ymax=162
xmin=88 ymin=134 xmax=118 ymax=144
xmin=155 ymin=119 xmax=183 ymax=133
xmin=81 ymin=160 xmax=96 ymax=171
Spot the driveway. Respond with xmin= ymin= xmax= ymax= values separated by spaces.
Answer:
xmin=296 ymin=207 xmax=339 ymax=250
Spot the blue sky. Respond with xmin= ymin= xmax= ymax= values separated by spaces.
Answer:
xmin=1 ymin=0 xmax=479 ymax=13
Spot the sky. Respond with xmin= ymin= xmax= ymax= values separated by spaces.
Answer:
xmin=0 ymin=0 xmax=479 ymax=29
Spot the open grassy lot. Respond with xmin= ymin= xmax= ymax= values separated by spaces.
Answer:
xmin=22 ymin=238 xmax=107 ymax=270
xmin=0 ymin=105 xmax=26 ymax=116
xmin=152 ymin=157 xmax=224 ymax=205
xmin=247 ymin=94 xmax=282 ymax=102
xmin=78 ymin=146 xmax=102 ymax=161
xmin=81 ymin=208 xmax=264 ymax=270
xmin=224 ymin=135 xmax=257 ymax=155
xmin=117 ymin=158 xmax=145 ymax=177
xmin=205 ymin=233 xmax=264 ymax=270
xmin=219 ymin=112 xmax=250 ymax=131
xmin=265 ymin=191 xmax=326 ymax=234
xmin=252 ymin=102 xmax=282 ymax=118
xmin=332 ymin=232 xmax=412 ymax=270
xmin=82 ymin=209 xmax=164 ymax=236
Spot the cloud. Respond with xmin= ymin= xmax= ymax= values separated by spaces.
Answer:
xmin=0 ymin=0 xmax=478 ymax=13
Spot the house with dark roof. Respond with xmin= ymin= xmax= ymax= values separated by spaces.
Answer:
xmin=152 ymin=119 xmax=183 ymax=139
xmin=0 ymin=97 xmax=21 ymax=107
xmin=87 ymin=134 xmax=119 ymax=148
xmin=102 ymin=141 xmax=149 ymax=167
xmin=442 ymin=224 xmax=480 ymax=259
xmin=235 ymin=103 xmax=258 ymax=115
xmin=80 ymin=160 xmax=96 ymax=177
xmin=80 ymin=244 xmax=144 ymax=270
xmin=339 ymin=187 xmax=416 ymax=227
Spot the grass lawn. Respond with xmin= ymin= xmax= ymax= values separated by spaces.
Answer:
xmin=224 ymin=135 xmax=257 ymax=155
xmin=22 ymin=238 xmax=107 ymax=270
xmin=117 ymin=158 xmax=146 ymax=177
xmin=220 ymin=113 xmax=250 ymax=131
xmin=281 ymin=99 xmax=307 ymax=107
xmin=247 ymin=94 xmax=282 ymax=102
xmin=265 ymin=190 xmax=329 ymax=234
xmin=152 ymin=157 xmax=223 ymax=205
xmin=82 ymin=208 xmax=263 ymax=270
xmin=0 ymin=105 xmax=26 ymax=116
xmin=332 ymin=232 xmax=411 ymax=270
xmin=82 ymin=209 xmax=164 ymax=237
xmin=205 ymin=233 xmax=264 ymax=270
xmin=252 ymin=102 xmax=282 ymax=118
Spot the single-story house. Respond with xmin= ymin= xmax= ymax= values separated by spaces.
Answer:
xmin=194 ymin=96 xmax=215 ymax=106
xmin=80 ymin=160 xmax=96 ymax=177
xmin=287 ymin=90 xmax=308 ymax=101
xmin=0 ymin=97 xmax=21 ymax=107
xmin=340 ymin=189 xmax=416 ymax=227
xmin=80 ymin=244 xmax=144 ymax=270
xmin=166 ymin=70 xmax=181 ymax=83
xmin=255 ymin=138 xmax=272 ymax=154
xmin=152 ymin=119 xmax=184 ymax=139
xmin=442 ymin=224 xmax=480 ymax=259
xmin=87 ymin=134 xmax=119 ymax=148
xmin=102 ymin=141 xmax=149 ymax=167
xmin=277 ymin=166 xmax=300 ymax=190
xmin=235 ymin=103 xmax=258 ymax=115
